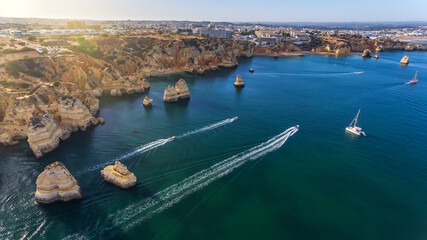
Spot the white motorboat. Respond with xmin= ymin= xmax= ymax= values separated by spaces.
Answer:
xmin=345 ymin=109 xmax=366 ymax=136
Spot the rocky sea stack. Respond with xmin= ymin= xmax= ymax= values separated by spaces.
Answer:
xmin=400 ymin=56 xmax=409 ymax=65
xmin=234 ymin=75 xmax=245 ymax=87
xmin=163 ymin=79 xmax=190 ymax=102
xmin=35 ymin=161 xmax=82 ymax=204
xmin=143 ymin=96 xmax=153 ymax=107
xmin=100 ymin=161 xmax=137 ymax=189
xmin=362 ymin=49 xmax=372 ymax=58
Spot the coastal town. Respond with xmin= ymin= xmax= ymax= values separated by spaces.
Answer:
xmin=1 ymin=18 xmax=427 ymax=48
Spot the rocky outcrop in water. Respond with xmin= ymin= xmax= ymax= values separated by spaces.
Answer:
xmin=362 ymin=49 xmax=372 ymax=58
xmin=163 ymin=85 xmax=179 ymax=102
xmin=100 ymin=161 xmax=137 ymax=189
xmin=163 ymin=79 xmax=190 ymax=102
xmin=400 ymin=56 xmax=409 ymax=65
xmin=143 ymin=96 xmax=153 ymax=107
xmin=175 ymin=79 xmax=190 ymax=99
xmin=35 ymin=161 xmax=82 ymax=204
xmin=234 ymin=75 xmax=245 ymax=87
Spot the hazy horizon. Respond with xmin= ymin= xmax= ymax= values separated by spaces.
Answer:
xmin=1 ymin=0 xmax=426 ymax=23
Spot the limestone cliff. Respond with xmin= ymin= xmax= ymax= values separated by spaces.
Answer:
xmin=0 ymin=84 xmax=103 ymax=157
xmin=100 ymin=161 xmax=137 ymax=189
xmin=27 ymin=114 xmax=70 ymax=158
xmin=35 ymin=161 xmax=82 ymax=204
xmin=254 ymin=35 xmax=427 ymax=56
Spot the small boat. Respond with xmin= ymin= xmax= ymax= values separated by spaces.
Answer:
xmin=405 ymin=71 xmax=418 ymax=85
xmin=294 ymin=125 xmax=299 ymax=129
xmin=345 ymin=109 xmax=366 ymax=136
xmin=249 ymin=68 xmax=254 ymax=73
xmin=168 ymin=136 xmax=175 ymax=141
xmin=131 ymin=129 xmax=138 ymax=133
xmin=232 ymin=116 xmax=238 ymax=121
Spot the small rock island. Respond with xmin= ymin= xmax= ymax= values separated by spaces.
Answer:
xmin=163 ymin=79 xmax=191 ymax=102
xmin=143 ymin=96 xmax=153 ymax=107
xmin=234 ymin=75 xmax=245 ymax=87
xmin=362 ymin=49 xmax=372 ymax=58
xmin=100 ymin=161 xmax=137 ymax=189
xmin=35 ymin=161 xmax=82 ymax=204
xmin=400 ymin=56 xmax=409 ymax=65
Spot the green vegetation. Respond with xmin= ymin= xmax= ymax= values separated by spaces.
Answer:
xmin=53 ymin=81 xmax=61 ymax=87
xmin=76 ymin=36 xmax=103 ymax=58
xmin=116 ymin=59 xmax=126 ymax=65
xmin=240 ymin=30 xmax=256 ymax=36
xmin=5 ymin=59 xmax=43 ymax=78
xmin=28 ymin=85 xmax=41 ymax=95
xmin=0 ymin=80 xmax=13 ymax=88
xmin=18 ymin=42 xmax=26 ymax=46
xmin=0 ymin=47 xmax=34 ymax=54
xmin=0 ymin=80 xmax=30 ymax=90
xmin=5 ymin=62 xmax=24 ymax=78
xmin=28 ymin=36 xmax=37 ymax=41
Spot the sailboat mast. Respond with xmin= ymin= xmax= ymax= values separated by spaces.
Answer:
xmin=354 ymin=109 xmax=360 ymax=127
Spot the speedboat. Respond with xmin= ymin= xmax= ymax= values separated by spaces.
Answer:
xmin=405 ymin=71 xmax=418 ymax=85
xmin=249 ymin=68 xmax=254 ymax=73
xmin=295 ymin=125 xmax=299 ymax=129
xmin=168 ymin=136 xmax=175 ymax=141
xmin=345 ymin=109 xmax=366 ymax=136
xmin=232 ymin=116 xmax=238 ymax=121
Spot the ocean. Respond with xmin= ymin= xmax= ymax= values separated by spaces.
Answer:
xmin=0 ymin=52 xmax=426 ymax=239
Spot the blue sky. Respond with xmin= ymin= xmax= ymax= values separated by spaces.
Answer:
xmin=0 ymin=0 xmax=426 ymax=22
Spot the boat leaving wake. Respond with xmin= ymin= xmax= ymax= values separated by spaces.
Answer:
xmin=77 ymin=117 xmax=238 ymax=175
xmin=72 ymin=126 xmax=298 ymax=238
xmin=177 ymin=116 xmax=238 ymax=138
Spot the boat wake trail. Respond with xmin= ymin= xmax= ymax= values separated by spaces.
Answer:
xmin=77 ymin=138 xmax=173 ymax=175
xmin=76 ymin=126 xmax=298 ymax=237
xmin=177 ymin=117 xmax=238 ymax=138
xmin=77 ymin=117 xmax=238 ymax=175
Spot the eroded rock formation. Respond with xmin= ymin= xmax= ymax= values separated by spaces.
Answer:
xmin=400 ymin=56 xmax=409 ymax=65
xmin=35 ymin=161 xmax=82 ymax=204
xmin=143 ymin=96 xmax=153 ymax=107
xmin=362 ymin=49 xmax=372 ymax=58
xmin=234 ymin=75 xmax=245 ymax=87
xmin=163 ymin=79 xmax=190 ymax=102
xmin=100 ymin=161 xmax=137 ymax=189
xmin=0 ymin=84 xmax=104 ymax=157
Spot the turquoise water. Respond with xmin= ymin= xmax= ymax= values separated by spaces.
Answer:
xmin=1 ymin=52 xmax=427 ymax=239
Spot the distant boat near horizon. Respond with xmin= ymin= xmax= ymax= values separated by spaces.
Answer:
xmin=405 ymin=71 xmax=418 ymax=85
xmin=345 ymin=109 xmax=366 ymax=136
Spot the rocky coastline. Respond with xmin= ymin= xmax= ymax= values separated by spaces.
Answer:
xmin=0 ymin=35 xmax=426 ymax=158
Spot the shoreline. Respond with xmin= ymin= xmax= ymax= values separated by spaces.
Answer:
xmin=253 ymin=51 xmax=362 ymax=57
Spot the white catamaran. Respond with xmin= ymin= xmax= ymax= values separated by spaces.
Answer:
xmin=346 ymin=109 xmax=366 ymax=136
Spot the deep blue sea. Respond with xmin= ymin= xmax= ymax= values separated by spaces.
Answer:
xmin=0 ymin=52 xmax=426 ymax=240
